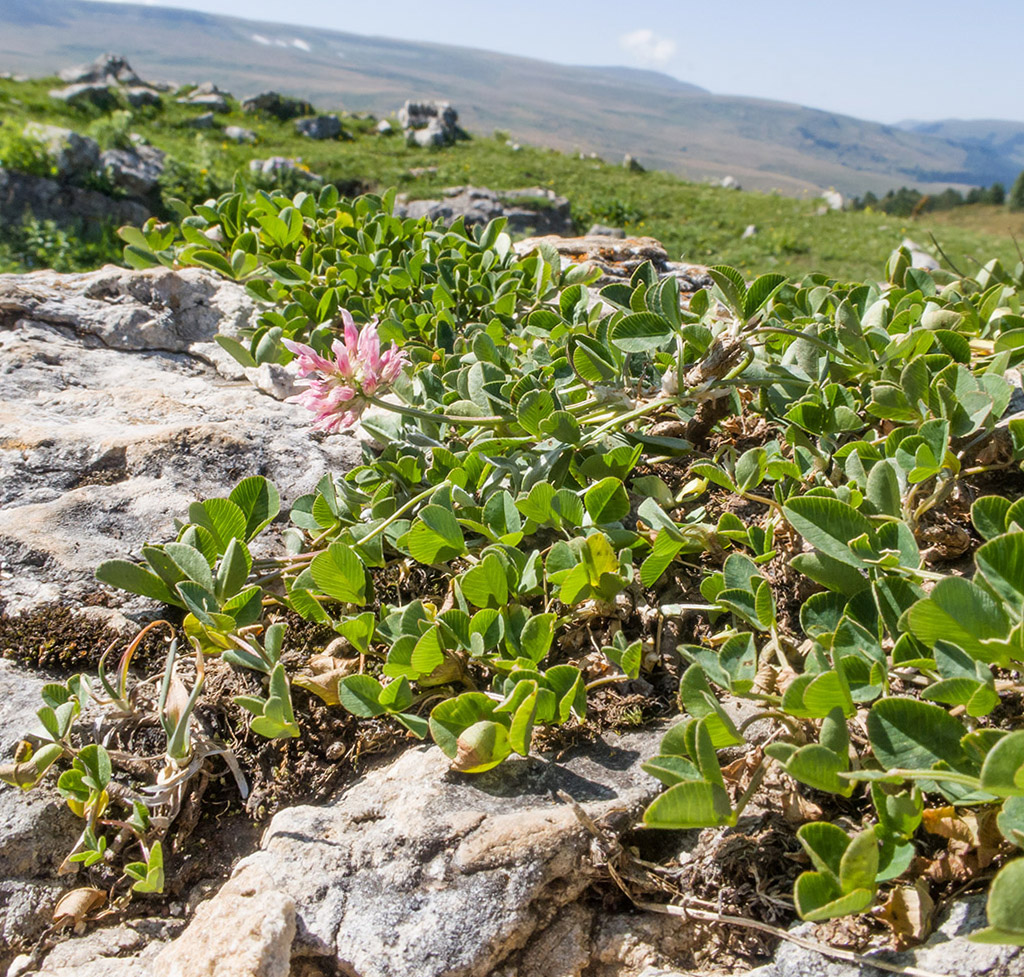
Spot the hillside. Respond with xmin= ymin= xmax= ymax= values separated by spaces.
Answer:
xmin=2 ymin=0 xmax=1024 ymax=195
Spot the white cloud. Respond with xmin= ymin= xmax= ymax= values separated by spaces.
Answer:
xmin=291 ymin=38 xmax=312 ymax=52
xmin=251 ymin=34 xmax=271 ymax=45
xmin=619 ymin=28 xmax=677 ymax=67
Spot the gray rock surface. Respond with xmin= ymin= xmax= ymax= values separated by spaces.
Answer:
xmin=224 ymin=125 xmax=257 ymax=144
xmin=749 ymin=894 xmax=1022 ymax=977
xmin=0 ymin=661 xmax=83 ymax=953
xmin=122 ymin=87 xmax=161 ymax=108
xmin=58 ymin=54 xmax=141 ymax=87
xmin=0 ymin=265 xmax=360 ymax=618
xmin=587 ymin=224 xmax=626 ymax=239
xmin=513 ymin=234 xmax=713 ymax=292
xmin=0 ymin=168 xmax=149 ymax=230
xmin=21 ymin=125 xmax=100 ymax=182
xmin=48 ymin=84 xmax=118 ymax=111
xmin=247 ymin=157 xmax=322 ymax=183
xmin=395 ymin=186 xmax=574 ymax=236
xmin=99 ymin=146 xmax=164 ymax=197
xmin=153 ymin=868 xmax=295 ymax=977
xmin=398 ymin=100 xmax=466 ymax=147
xmin=215 ymin=728 xmax=663 ymax=975
xmin=294 ymin=115 xmax=341 ymax=140
xmin=241 ymin=92 xmax=314 ymax=121
xmin=185 ymin=113 xmax=215 ymax=130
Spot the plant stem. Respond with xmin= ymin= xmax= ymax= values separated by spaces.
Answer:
xmin=582 ymin=396 xmax=677 ymax=444
xmin=364 ymin=395 xmax=505 ymax=428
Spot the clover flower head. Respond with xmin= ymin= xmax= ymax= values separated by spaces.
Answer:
xmin=283 ymin=310 xmax=408 ymax=432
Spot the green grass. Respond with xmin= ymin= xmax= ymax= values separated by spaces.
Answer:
xmin=2 ymin=74 xmax=1024 ymax=282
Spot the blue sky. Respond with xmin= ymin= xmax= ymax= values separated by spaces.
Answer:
xmin=91 ymin=0 xmax=1019 ymax=124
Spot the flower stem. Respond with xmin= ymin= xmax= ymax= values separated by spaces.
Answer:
xmin=364 ymin=395 xmax=506 ymax=428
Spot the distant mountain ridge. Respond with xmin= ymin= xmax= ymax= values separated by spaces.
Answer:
xmin=2 ymin=0 xmax=1024 ymax=196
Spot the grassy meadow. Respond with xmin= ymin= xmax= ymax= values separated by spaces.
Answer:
xmin=2 ymin=74 xmax=1023 ymax=281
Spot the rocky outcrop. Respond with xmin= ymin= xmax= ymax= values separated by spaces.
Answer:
xmin=0 ymin=661 xmax=85 ymax=953
xmin=247 ymin=157 xmax=322 ymax=183
xmin=21 ymin=125 xmax=100 ymax=182
xmin=0 ymin=168 xmax=150 ymax=228
xmin=58 ymin=54 xmax=142 ymax=87
xmin=224 ymin=125 xmax=257 ymax=144
xmin=0 ymin=265 xmax=359 ymax=620
xmin=241 ymin=92 xmax=314 ymax=121
xmin=13 ymin=727 xmax=673 ymax=977
xmin=748 ymin=895 xmax=1022 ymax=977
xmin=50 ymin=55 xmax=162 ymax=111
xmin=395 ymin=186 xmax=574 ymax=236
xmin=513 ymin=233 xmax=714 ymax=291
xmin=99 ymin=145 xmax=164 ymax=197
xmin=294 ymin=115 xmax=342 ymax=140
xmin=398 ymin=100 xmax=467 ymax=148
xmin=176 ymin=82 xmax=231 ymax=114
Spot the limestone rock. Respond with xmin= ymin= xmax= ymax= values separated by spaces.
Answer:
xmin=395 ymin=186 xmax=573 ymax=236
xmin=398 ymin=100 xmax=466 ymax=147
xmin=202 ymin=727 xmax=663 ymax=976
xmin=247 ymin=157 xmax=322 ymax=183
xmin=513 ymin=234 xmax=712 ymax=292
xmin=185 ymin=113 xmax=215 ymax=130
xmin=123 ymin=87 xmax=161 ymax=108
xmin=241 ymin=92 xmax=314 ymax=121
xmin=376 ymin=119 xmax=394 ymax=135
xmin=0 ymin=169 xmax=149 ymax=229
xmin=99 ymin=146 xmax=165 ymax=197
xmin=48 ymin=84 xmax=118 ymax=111
xmin=586 ymin=224 xmax=625 ymax=239
xmin=21 ymin=124 xmax=100 ymax=182
xmin=295 ymin=115 xmax=341 ymax=140
xmin=751 ymin=894 xmax=1023 ymax=977
xmin=154 ymin=868 xmax=294 ymax=977
xmin=58 ymin=54 xmax=142 ymax=87
xmin=0 ymin=661 xmax=84 ymax=950
xmin=0 ymin=265 xmax=360 ymax=618
xmin=224 ymin=126 xmax=257 ymax=144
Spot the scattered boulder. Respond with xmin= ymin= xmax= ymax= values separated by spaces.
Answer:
xmin=123 ymin=86 xmax=161 ymax=108
xmin=51 ymin=54 xmax=161 ymax=110
xmin=184 ymin=112 xmax=215 ymax=130
xmin=21 ymin=124 xmax=100 ymax=182
xmin=100 ymin=145 xmax=165 ymax=196
xmin=247 ymin=157 xmax=322 ymax=183
xmin=741 ymin=223 xmax=758 ymax=239
xmin=398 ymin=100 xmax=466 ymax=148
xmin=48 ymin=83 xmax=118 ymax=111
xmin=223 ymin=125 xmax=257 ymax=144
xmin=376 ymin=118 xmax=394 ymax=136
xmin=241 ymin=92 xmax=314 ymax=121
xmin=58 ymin=53 xmax=141 ymax=86
xmin=586 ymin=223 xmax=625 ymax=239
xmin=0 ymin=265 xmax=358 ymax=619
xmin=719 ymin=175 xmax=741 ymax=190
xmin=395 ymin=186 xmax=573 ymax=236
xmin=514 ymin=233 xmax=713 ymax=293
xmin=294 ymin=115 xmax=341 ymax=140
xmin=0 ymin=168 xmax=149 ymax=229
xmin=623 ymin=154 xmax=645 ymax=172
xmin=176 ymin=83 xmax=229 ymax=114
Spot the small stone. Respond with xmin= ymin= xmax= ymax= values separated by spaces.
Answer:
xmin=295 ymin=115 xmax=341 ymax=140
xmin=223 ymin=125 xmax=257 ymax=144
